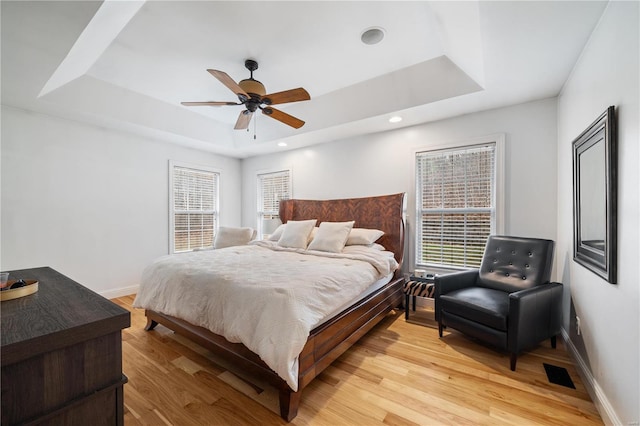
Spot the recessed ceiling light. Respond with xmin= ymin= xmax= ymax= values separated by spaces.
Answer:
xmin=389 ymin=116 xmax=402 ymax=123
xmin=277 ymin=142 xmax=287 ymax=147
xmin=361 ymin=27 xmax=385 ymax=45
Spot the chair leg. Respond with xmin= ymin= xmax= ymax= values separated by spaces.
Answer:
xmin=438 ymin=322 xmax=443 ymax=337
xmin=510 ymin=353 xmax=517 ymax=371
xmin=405 ymin=295 xmax=410 ymax=320
xmin=551 ymin=335 xmax=557 ymax=349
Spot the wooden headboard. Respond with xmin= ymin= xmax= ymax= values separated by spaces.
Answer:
xmin=279 ymin=193 xmax=406 ymax=268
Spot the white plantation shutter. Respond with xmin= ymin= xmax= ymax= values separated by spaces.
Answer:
xmin=257 ymin=170 xmax=291 ymax=236
xmin=171 ymin=163 xmax=219 ymax=253
xmin=416 ymin=144 xmax=496 ymax=268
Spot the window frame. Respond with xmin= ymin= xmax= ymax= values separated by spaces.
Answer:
xmin=256 ymin=168 xmax=292 ymax=238
xmin=169 ymin=160 xmax=221 ymax=254
xmin=410 ymin=134 xmax=505 ymax=272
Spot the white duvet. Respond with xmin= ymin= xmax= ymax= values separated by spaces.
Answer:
xmin=133 ymin=240 xmax=398 ymax=390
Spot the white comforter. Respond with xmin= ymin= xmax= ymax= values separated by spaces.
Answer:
xmin=133 ymin=241 xmax=398 ymax=390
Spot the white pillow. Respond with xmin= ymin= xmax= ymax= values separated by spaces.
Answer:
xmin=267 ymin=224 xmax=286 ymax=241
xmin=214 ymin=227 xmax=255 ymax=249
xmin=346 ymin=228 xmax=385 ymax=245
xmin=277 ymin=220 xmax=317 ymax=249
xmin=308 ymin=221 xmax=355 ymax=253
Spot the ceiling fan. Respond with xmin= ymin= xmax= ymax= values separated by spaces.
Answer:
xmin=181 ymin=59 xmax=310 ymax=130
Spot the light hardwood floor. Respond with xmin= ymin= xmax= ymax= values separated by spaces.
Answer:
xmin=113 ymin=295 xmax=602 ymax=425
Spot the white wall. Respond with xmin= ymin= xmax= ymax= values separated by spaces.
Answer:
xmin=242 ymin=98 xmax=558 ymax=275
xmin=556 ymin=2 xmax=639 ymax=424
xmin=1 ymin=107 xmax=242 ymax=297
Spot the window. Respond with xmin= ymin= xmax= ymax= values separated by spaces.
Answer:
xmin=257 ymin=169 xmax=291 ymax=237
xmin=169 ymin=161 xmax=219 ymax=253
xmin=415 ymin=140 xmax=502 ymax=269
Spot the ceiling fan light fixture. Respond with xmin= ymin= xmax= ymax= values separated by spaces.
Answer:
xmin=361 ymin=27 xmax=385 ymax=45
xmin=239 ymin=78 xmax=266 ymax=96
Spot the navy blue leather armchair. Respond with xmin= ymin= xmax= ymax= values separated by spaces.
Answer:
xmin=435 ymin=235 xmax=563 ymax=370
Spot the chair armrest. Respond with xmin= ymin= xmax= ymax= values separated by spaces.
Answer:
xmin=435 ymin=270 xmax=479 ymax=295
xmin=434 ymin=270 xmax=479 ymax=322
xmin=508 ymin=282 xmax=563 ymax=352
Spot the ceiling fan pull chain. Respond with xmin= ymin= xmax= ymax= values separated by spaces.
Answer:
xmin=254 ymin=114 xmax=257 ymax=140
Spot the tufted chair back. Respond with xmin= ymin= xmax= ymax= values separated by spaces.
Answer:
xmin=478 ymin=235 xmax=554 ymax=293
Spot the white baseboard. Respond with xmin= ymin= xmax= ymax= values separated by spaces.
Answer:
xmin=561 ymin=328 xmax=622 ymax=426
xmin=99 ymin=284 xmax=139 ymax=300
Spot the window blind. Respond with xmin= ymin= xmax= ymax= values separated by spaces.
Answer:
xmin=416 ymin=144 xmax=496 ymax=268
xmin=172 ymin=165 xmax=219 ymax=253
xmin=257 ymin=170 xmax=290 ymax=235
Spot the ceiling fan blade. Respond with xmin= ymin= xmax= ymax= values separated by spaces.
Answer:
xmin=261 ymin=107 xmax=305 ymax=129
xmin=262 ymin=88 xmax=310 ymax=105
xmin=234 ymin=110 xmax=253 ymax=130
xmin=181 ymin=101 xmax=240 ymax=106
xmin=207 ymin=69 xmax=250 ymax=101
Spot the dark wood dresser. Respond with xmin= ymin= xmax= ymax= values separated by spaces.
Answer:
xmin=1 ymin=267 xmax=130 ymax=425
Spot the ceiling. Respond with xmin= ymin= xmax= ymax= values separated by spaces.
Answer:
xmin=1 ymin=1 xmax=608 ymax=158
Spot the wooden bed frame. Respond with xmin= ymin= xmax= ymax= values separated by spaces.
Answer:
xmin=144 ymin=193 xmax=406 ymax=421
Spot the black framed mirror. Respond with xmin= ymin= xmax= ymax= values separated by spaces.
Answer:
xmin=572 ymin=106 xmax=617 ymax=283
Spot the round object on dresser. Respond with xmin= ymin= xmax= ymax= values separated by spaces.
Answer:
xmin=0 ymin=280 xmax=38 ymax=302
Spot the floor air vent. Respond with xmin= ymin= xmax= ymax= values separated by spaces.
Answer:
xmin=543 ymin=363 xmax=576 ymax=389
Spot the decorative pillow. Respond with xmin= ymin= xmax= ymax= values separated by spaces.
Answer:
xmin=346 ymin=228 xmax=385 ymax=245
xmin=214 ymin=227 xmax=255 ymax=249
xmin=267 ymin=224 xmax=286 ymax=241
xmin=277 ymin=220 xmax=317 ymax=249
xmin=308 ymin=221 xmax=355 ymax=253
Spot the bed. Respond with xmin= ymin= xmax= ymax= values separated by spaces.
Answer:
xmin=136 ymin=193 xmax=406 ymax=421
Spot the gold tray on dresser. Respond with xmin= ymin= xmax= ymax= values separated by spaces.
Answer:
xmin=1 ymin=280 xmax=38 ymax=301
